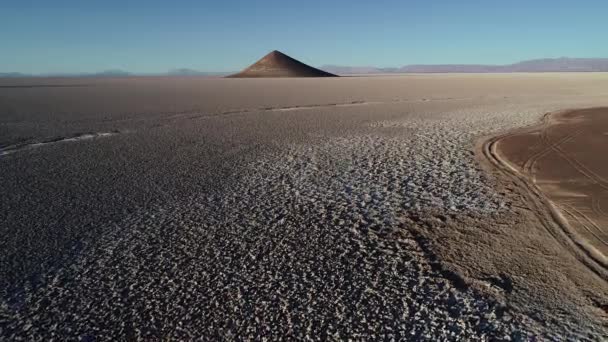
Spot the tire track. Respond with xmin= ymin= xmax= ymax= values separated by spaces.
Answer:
xmin=519 ymin=111 xmax=582 ymax=181
xmin=480 ymin=115 xmax=608 ymax=282
xmin=551 ymin=143 xmax=608 ymax=192
xmin=0 ymin=132 xmax=119 ymax=156
xmin=558 ymin=202 xmax=608 ymax=249
xmin=523 ymin=129 xmax=582 ymax=180
xmin=537 ymin=110 xmax=608 ymax=191
xmin=592 ymin=196 xmax=608 ymax=219
xmin=164 ymin=96 xmax=480 ymax=121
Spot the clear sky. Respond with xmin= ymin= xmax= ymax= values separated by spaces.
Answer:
xmin=1 ymin=0 xmax=607 ymax=74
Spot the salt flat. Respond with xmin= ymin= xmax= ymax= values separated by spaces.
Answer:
xmin=1 ymin=74 xmax=608 ymax=340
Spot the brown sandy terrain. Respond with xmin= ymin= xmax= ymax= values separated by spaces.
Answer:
xmin=487 ymin=108 xmax=608 ymax=282
xmin=1 ymin=74 xmax=608 ymax=340
xmin=228 ymin=50 xmax=337 ymax=78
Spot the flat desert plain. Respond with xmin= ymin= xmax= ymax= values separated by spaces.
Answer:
xmin=1 ymin=74 xmax=608 ymax=340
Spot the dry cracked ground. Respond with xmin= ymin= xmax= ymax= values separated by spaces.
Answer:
xmin=1 ymin=74 xmax=608 ymax=340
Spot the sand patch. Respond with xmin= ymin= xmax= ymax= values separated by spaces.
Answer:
xmin=492 ymin=107 xmax=608 ymax=269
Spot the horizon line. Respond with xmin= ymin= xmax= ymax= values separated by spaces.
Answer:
xmin=3 ymin=56 xmax=608 ymax=77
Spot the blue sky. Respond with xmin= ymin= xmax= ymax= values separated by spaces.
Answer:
xmin=1 ymin=0 xmax=607 ymax=73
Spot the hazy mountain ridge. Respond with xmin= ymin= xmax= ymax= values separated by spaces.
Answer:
xmin=167 ymin=69 xmax=229 ymax=76
xmin=3 ymin=57 xmax=608 ymax=78
xmin=321 ymin=57 xmax=608 ymax=74
xmin=0 ymin=69 xmax=230 ymax=78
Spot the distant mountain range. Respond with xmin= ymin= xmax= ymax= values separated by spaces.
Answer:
xmin=0 ymin=72 xmax=29 ymax=78
xmin=0 ymin=69 xmax=230 ymax=78
xmin=320 ymin=58 xmax=608 ymax=75
xmin=3 ymin=58 xmax=608 ymax=78
xmin=167 ymin=69 xmax=229 ymax=76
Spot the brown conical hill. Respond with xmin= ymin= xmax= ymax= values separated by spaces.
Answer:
xmin=228 ymin=50 xmax=338 ymax=78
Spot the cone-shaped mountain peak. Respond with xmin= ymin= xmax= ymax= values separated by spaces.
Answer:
xmin=228 ymin=50 xmax=337 ymax=78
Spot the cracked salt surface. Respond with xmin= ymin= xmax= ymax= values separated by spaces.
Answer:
xmin=2 ymin=97 xmax=607 ymax=340
xmin=364 ymin=102 xmax=587 ymax=214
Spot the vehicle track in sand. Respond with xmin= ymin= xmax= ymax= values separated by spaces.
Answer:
xmin=592 ymin=195 xmax=608 ymax=219
xmin=558 ymin=202 xmax=608 ymax=248
xmin=480 ymin=110 xmax=608 ymax=281
xmin=0 ymin=131 xmax=119 ymax=156
xmin=522 ymin=127 xmax=582 ymax=180
xmin=533 ymin=111 xmax=608 ymax=265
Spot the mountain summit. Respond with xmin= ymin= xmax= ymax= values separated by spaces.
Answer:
xmin=228 ymin=50 xmax=337 ymax=78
